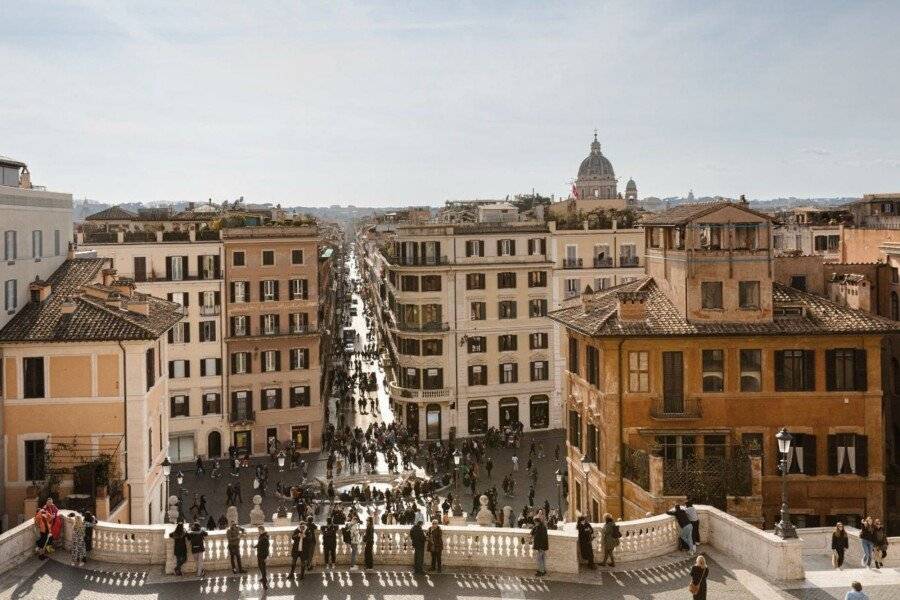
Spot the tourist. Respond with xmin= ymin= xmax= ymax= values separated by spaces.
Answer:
xmin=195 ymin=455 xmax=205 ymax=478
xmin=684 ymin=501 xmax=700 ymax=544
xmin=576 ymin=515 xmax=595 ymax=569
xmin=427 ymin=519 xmax=443 ymax=572
xmin=873 ymin=519 xmax=887 ymax=569
xmin=217 ymin=514 xmax=228 ymax=530
xmin=688 ymin=555 xmax=709 ymax=600
xmin=70 ymin=513 xmax=86 ymax=566
xmin=844 ymin=581 xmax=868 ymax=600
xmin=530 ymin=512 xmax=549 ymax=577
xmin=255 ymin=526 xmax=270 ymax=590
xmin=348 ymin=515 xmax=361 ymax=569
xmin=599 ymin=513 xmax=621 ymax=567
xmin=667 ymin=504 xmax=694 ymax=554
xmin=83 ymin=511 xmax=97 ymax=562
xmin=322 ymin=517 xmax=338 ymax=569
xmin=859 ymin=517 xmax=875 ymax=568
xmin=226 ymin=522 xmax=245 ymax=574
xmin=410 ymin=519 xmax=426 ymax=574
xmin=289 ymin=522 xmax=304 ymax=578
xmin=831 ymin=522 xmax=848 ymax=569
xmin=205 ymin=515 xmax=216 ymax=531
xmin=169 ymin=522 xmax=188 ymax=576
xmin=302 ymin=517 xmax=318 ymax=574
xmin=188 ymin=522 xmax=208 ymax=576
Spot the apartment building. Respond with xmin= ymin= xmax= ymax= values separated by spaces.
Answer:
xmin=1 ymin=156 xmax=73 ymax=329
xmin=771 ymin=206 xmax=850 ymax=259
xmin=78 ymin=229 xmax=227 ymax=462
xmin=0 ymin=257 xmax=182 ymax=525
xmin=551 ymin=201 xmax=898 ymax=529
xmin=223 ymin=225 xmax=323 ymax=456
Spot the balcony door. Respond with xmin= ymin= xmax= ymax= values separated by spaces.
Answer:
xmin=662 ymin=351 xmax=684 ymax=413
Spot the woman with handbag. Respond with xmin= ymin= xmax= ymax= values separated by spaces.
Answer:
xmin=689 ymin=555 xmax=708 ymax=600
xmin=831 ymin=522 xmax=849 ymax=569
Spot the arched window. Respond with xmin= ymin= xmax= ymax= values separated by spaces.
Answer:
xmin=468 ymin=400 xmax=488 ymax=435
xmin=207 ymin=431 xmax=222 ymax=458
xmin=529 ymin=395 xmax=550 ymax=429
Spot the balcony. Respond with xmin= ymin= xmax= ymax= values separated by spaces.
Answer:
xmin=229 ymin=407 xmax=255 ymax=424
xmin=396 ymin=321 xmax=449 ymax=332
xmin=199 ymin=305 xmax=221 ymax=316
xmin=387 ymin=382 xmax=451 ymax=400
xmin=83 ymin=232 xmax=118 ymax=244
xmin=289 ymin=325 xmax=318 ymax=335
xmin=649 ymin=396 xmax=702 ymax=420
xmin=386 ymin=255 xmax=450 ymax=267
xmin=561 ymin=258 xmax=583 ymax=269
xmin=619 ymin=256 xmax=640 ymax=267
xmin=124 ymin=231 xmax=156 ymax=243
xmin=162 ymin=231 xmax=190 ymax=242
xmin=593 ymin=256 xmax=613 ymax=268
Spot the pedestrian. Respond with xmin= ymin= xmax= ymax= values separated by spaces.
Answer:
xmin=205 ymin=515 xmax=216 ymax=531
xmin=859 ymin=517 xmax=875 ymax=568
xmin=234 ymin=482 xmax=243 ymax=505
xmin=217 ymin=514 xmax=228 ymax=530
xmin=226 ymin=522 xmax=246 ymax=574
xmin=255 ymin=526 xmax=270 ymax=591
xmin=667 ymin=504 xmax=695 ymax=554
xmin=529 ymin=512 xmax=549 ymax=577
xmin=844 ymin=581 xmax=869 ymax=600
xmin=348 ymin=515 xmax=361 ymax=569
xmin=322 ymin=517 xmax=338 ymax=569
xmin=511 ymin=455 xmax=519 ymax=472
xmin=83 ymin=511 xmax=96 ymax=562
xmin=830 ymin=522 xmax=849 ymax=569
xmin=486 ymin=457 xmax=493 ymax=479
xmin=576 ymin=515 xmax=595 ymax=569
xmin=188 ymin=522 xmax=208 ymax=576
xmin=225 ymin=484 xmax=234 ymax=507
xmin=302 ymin=517 xmax=318 ymax=574
xmin=599 ymin=513 xmax=621 ymax=567
xmin=873 ymin=519 xmax=887 ymax=569
xmin=70 ymin=514 xmax=86 ymax=566
xmin=289 ymin=522 xmax=304 ymax=578
xmin=169 ymin=522 xmax=188 ymax=576
xmin=427 ymin=519 xmax=443 ymax=572
xmin=195 ymin=455 xmax=205 ymax=478
xmin=410 ymin=519 xmax=426 ymax=574
xmin=199 ymin=494 xmax=208 ymax=517
xmin=689 ymin=555 xmax=709 ymax=600
xmin=364 ymin=516 xmax=375 ymax=570
xmin=684 ymin=501 xmax=700 ymax=545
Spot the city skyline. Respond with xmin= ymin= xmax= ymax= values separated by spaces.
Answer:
xmin=2 ymin=2 xmax=899 ymax=206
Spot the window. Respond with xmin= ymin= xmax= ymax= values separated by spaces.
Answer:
xmin=497 ymin=272 xmax=516 ymax=289
xmin=199 ymin=320 xmax=217 ymax=342
xmin=699 ymin=224 xmax=723 ymax=249
xmin=649 ymin=227 xmax=662 ymax=248
xmin=203 ymin=393 xmax=221 ymax=415
xmin=498 ymin=300 xmax=516 ymax=319
xmin=144 ymin=349 xmax=155 ymax=391
xmin=231 ymin=281 xmax=248 ymax=303
xmin=230 ymin=315 xmax=248 ymax=337
xmin=262 ymin=350 xmax=280 ymax=372
xmin=200 ymin=357 xmax=221 ymax=376
xmin=4 ymin=230 xmax=16 ymax=261
xmin=530 ymin=395 xmax=549 ymax=429
xmin=568 ymin=410 xmax=581 ymax=449
xmin=31 ymin=230 xmax=42 ymax=259
xmin=54 ymin=230 xmax=60 ymax=256
xmin=24 ymin=439 xmax=46 ymax=481
xmin=4 ymin=279 xmax=17 ymax=313
xmin=290 ymin=279 xmax=308 ymax=300
xmin=733 ymin=224 xmax=758 ymax=250
xmin=702 ymin=349 xmax=724 ymax=392
xmin=466 ymin=273 xmax=485 ymax=290
xmin=701 ymin=282 xmax=723 ymax=309
xmin=568 ymin=337 xmax=580 ymax=375
xmin=290 ymin=313 xmax=309 ymax=333
xmin=528 ymin=271 xmax=546 ymax=287
xmin=662 ymin=351 xmax=684 ymax=411
xmin=199 ymin=291 xmax=219 ymax=314
xmin=775 ymin=350 xmax=815 ymax=391
xmin=167 ymin=256 xmax=185 ymax=281
xmin=170 ymin=395 xmax=189 ymax=417
xmin=290 ymin=386 xmax=310 ymax=407
xmin=656 ymin=434 xmax=696 ymax=464
xmin=23 ymin=357 xmax=45 ymax=399
xmin=423 ymin=368 xmax=444 ymax=389
xmin=262 ymin=388 xmax=282 ymax=410
xmin=528 ymin=298 xmax=547 ymax=317
xmin=401 ymin=367 xmax=421 ymax=389
xmin=740 ymin=349 xmax=762 ymax=391
xmin=468 ymin=400 xmax=488 ymax=434
xmin=467 ymin=336 xmax=486 ymax=353
xmin=499 ymin=362 xmax=518 ymax=384
xmin=421 ymin=304 xmax=442 ymax=327
xmin=586 ymin=346 xmax=600 ymax=386
xmin=565 ymin=278 xmax=581 ymax=298
xmin=741 ymin=432 xmax=764 ymax=471
xmin=470 ymin=302 xmax=486 ymax=320
xmin=292 ymin=425 xmax=310 ymax=450
xmin=498 ymin=334 xmax=518 ymax=352
xmin=291 ymin=249 xmax=304 ymax=265
xmin=627 ymin=351 xmax=649 ymax=392
xmin=497 ymin=239 xmax=515 ymax=256
xmin=232 ymin=251 xmax=246 ymax=267
xmin=399 ymin=338 xmax=421 ymax=355
xmin=401 ymin=275 xmax=419 ymax=292
xmin=422 ymin=339 xmax=443 ymax=356
xmin=290 ymin=348 xmax=310 ymax=370
xmin=528 ymin=333 xmax=548 ymax=350
xmin=198 ymin=255 xmax=219 ymax=279
xmin=262 ymin=250 xmax=275 ymax=266
xmin=530 ymin=361 xmax=548 ymax=381
xmin=168 ymin=360 xmax=190 ymax=379
xmin=422 ymin=275 xmax=441 ymax=292
xmin=739 ymin=281 xmax=760 ymax=309
xmin=261 ymin=280 xmax=278 ymax=301
xmin=790 ymin=275 xmax=807 ymax=291
xmin=595 ymin=277 xmax=612 ymax=291
xmin=465 ymin=240 xmax=485 ymax=257
xmin=231 ymin=352 xmax=250 ymax=374
xmin=826 ymin=348 xmax=867 ymax=391
xmin=261 ymin=314 xmax=279 ymax=335
xmin=786 ymin=434 xmax=816 ymax=475
xmin=828 ymin=434 xmax=868 ymax=476
xmin=527 ymin=238 xmax=546 ymax=255
xmin=586 ymin=424 xmax=599 ymax=463
xmin=467 ymin=365 xmax=486 ymax=386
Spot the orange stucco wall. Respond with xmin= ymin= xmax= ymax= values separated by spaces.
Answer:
xmin=49 ymin=355 xmax=92 ymax=398
xmin=97 ymin=354 xmax=120 ymax=396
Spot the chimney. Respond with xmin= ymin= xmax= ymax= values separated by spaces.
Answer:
xmin=104 ymin=292 xmax=123 ymax=309
xmin=19 ymin=167 xmax=32 ymax=190
xmin=60 ymin=297 xmax=76 ymax=314
xmin=66 ymin=242 xmax=76 ymax=260
xmin=29 ymin=279 xmax=51 ymax=303
xmin=617 ymin=290 xmax=649 ymax=322
xmin=125 ymin=297 xmax=150 ymax=316
xmin=101 ymin=268 xmax=117 ymax=287
xmin=112 ymin=278 xmax=135 ymax=297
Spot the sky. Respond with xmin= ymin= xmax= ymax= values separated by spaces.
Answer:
xmin=1 ymin=1 xmax=899 ymax=207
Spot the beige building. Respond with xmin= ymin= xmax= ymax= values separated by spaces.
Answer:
xmin=1 ymin=156 xmax=73 ymax=329
xmin=0 ymin=257 xmax=182 ymax=525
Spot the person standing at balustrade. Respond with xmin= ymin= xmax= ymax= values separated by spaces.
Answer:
xmin=684 ymin=501 xmax=700 ymax=545
xmin=227 ymin=522 xmax=246 ymax=574
xmin=576 ymin=515 xmax=595 ymax=569
xmin=410 ymin=519 xmax=426 ymax=574
xmin=599 ymin=513 xmax=621 ymax=568
xmin=255 ymin=526 xmax=270 ymax=591
xmin=363 ymin=516 xmax=375 ymax=570
xmin=530 ymin=512 xmax=549 ymax=577
xmin=169 ymin=522 xmax=188 ymax=576
xmin=188 ymin=521 xmax=208 ymax=577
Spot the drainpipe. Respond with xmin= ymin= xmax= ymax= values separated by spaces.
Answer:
xmin=117 ymin=340 xmax=131 ymax=521
xmin=617 ymin=337 xmax=625 ymax=520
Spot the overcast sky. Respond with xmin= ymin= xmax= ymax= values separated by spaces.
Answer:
xmin=2 ymin=1 xmax=898 ymax=207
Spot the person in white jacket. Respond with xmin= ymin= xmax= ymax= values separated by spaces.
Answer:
xmin=348 ymin=516 xmax=362 ymax=569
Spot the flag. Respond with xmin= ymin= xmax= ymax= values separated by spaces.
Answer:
xmin=571 ymin=184 xmax=578 ymax=199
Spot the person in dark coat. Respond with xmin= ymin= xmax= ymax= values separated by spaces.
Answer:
xmin=226 ymin=522 xmax=245 ymax=574
xmin=289 ymin=523 xmax=305 ymax=578
xmin=426 ymin=520 xmax=443 ymax=572
xmin=530 ymin=513 xmax=549 ymax=577
xmin=667 ymin=504 xmax=694 ymax=554
xmin=410 ymin=520 xmax=426 ymax=574
xmin=169 ymin=522 xmax=188 ymax=576
xmin=322 ymin=517 xmax=338 ymax=569
xmin=255 ymin=526 xmax=270 ymax=590
xmin=831 ymin=522 xmax=849 ymax=569
xmin=363 ymin=516 xmax=375 ymax=570
xmin=83 ymin=511 xmax=97 ymax=561
xmin=188 ymin=522 xmax=208 ymax=577
xmin=689 ymin=555 xmax=709 ymax=600
xmin=301 ymin=517 xmax=318 ymax=575
xmin=576 ymin=516 xmax=595 ymax=569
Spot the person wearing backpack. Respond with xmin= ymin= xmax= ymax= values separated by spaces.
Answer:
xmin=599 ymin=513 xmax=620 ymax=568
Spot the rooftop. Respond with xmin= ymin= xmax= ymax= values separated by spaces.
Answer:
xmin=640 ymin=201 xmax=772 ymax=226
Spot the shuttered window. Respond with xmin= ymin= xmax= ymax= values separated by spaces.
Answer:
xmin=825 ymin=348 xmax=867 ymax=391
xmin=775 ymin=350 xmax=815 ymax=391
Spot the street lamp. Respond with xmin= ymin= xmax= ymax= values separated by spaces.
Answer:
xmin=161 ymin=457 xmax=172 ymax=523
xmin=452 ymin=449 xmax=462 ymax=515
xmin=774 ymin=428 xmax=797 ymax=539
xmin=555 ymin=468 xmax=563 ymax=520
xmin=176 ymin=470 xmax=185 ymax=520
xmin=277 ymin=451 xmax=286 ymax=472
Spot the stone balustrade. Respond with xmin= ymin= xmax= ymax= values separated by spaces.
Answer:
xmin=795 ymin=526 xmax=900 ymax=568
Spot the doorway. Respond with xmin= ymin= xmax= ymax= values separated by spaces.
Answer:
xmin=499 ymin=397 xmax=519 ymax=428
xmin=207 ymin=431 xmax=222 ymax=458
xmin=425 ymin=404 xmax=442 ymax=440
xmin=233 ymin=430 xmax=251 ymax=455
xmin=406 ymin=404 xmax=419 ymax=436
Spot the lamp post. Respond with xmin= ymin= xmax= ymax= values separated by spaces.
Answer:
xmin=277 ymin=451 xmax=286 ymax=473
xmin=452 ymin=448 xmax=462 ymax=516
xmin=176 ymin=470 xmax=185 ymax=521
xmin=555 ymin=468 xmax=563 ymax=519
xmin=161 ymin=457 xmax=172 ymax=523
xmin=774 ymin=428 xmax=797 ymax=539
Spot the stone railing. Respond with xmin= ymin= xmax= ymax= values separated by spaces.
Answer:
xmin=796 ymin=526 xmax=900 ymax=568
xmin=7 ymin=505 xmax=813 ymax=581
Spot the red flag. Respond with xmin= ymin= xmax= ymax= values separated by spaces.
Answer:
xmin=571 ymin=184 xmax=578 ymax=199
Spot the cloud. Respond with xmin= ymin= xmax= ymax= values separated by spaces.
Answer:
xmin=800 ymin=148 xmax=831 ymax=156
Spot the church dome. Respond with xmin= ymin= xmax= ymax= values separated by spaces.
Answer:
xmin=578 ymin=133 xmax=615 ymax=180
xmin=626 ymin=178 xmax=636 ymax=190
